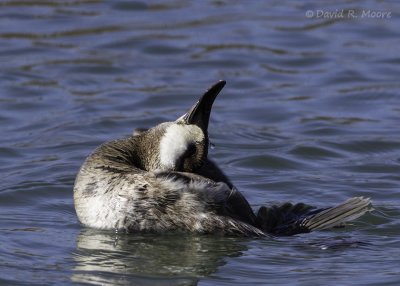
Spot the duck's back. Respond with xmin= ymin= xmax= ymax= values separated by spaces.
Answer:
xmin=73 ymin=137 xmax=265 ymax=236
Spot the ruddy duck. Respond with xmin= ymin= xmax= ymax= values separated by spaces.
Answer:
xmin=74 ymin=81 xmax=372 ymax=236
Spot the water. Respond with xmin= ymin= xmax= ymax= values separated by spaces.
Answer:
xmin=1 ymin=1 xmax=399 ymax=285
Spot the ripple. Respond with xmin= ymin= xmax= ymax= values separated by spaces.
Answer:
xmin=0 ymin=26 xmax=125 ymax=40
xmin=300 ymin=116 xmax=378 ymax=125
xmin=342 ymin=163 xmax=400 ymax=174
xmin=338 ymin=83 xmax=400 ymax=94
xmin=0 ymin=1 xmax=102 ymax=7
xmin=301 ymin=126 xmax=351 ymax=136
xmin=19 ymin=58 xmax=113 ymax=71
xmin=326 ymin=140 xmax=400 ymax=155
xmin=111 ymin=1 xmax=148 ymax=11
xmin=229 ymin=154 xmax=306 ymax=170
xmin=142 ymin=43 xmax=188 ymax=55
xmin=276 ymin=18 xmax=339 ymax=31
xmin=192 ymin=43 xmax=290 ymax=57
xmin=305 ymin=237 xmax=371 ymax=251
xmin=289 ymin=145 xmax=343 ymax=160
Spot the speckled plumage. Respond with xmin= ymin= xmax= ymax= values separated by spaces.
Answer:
xmin=74 ymin=135 xmax=265 ymax=235
xmin=73 ymin=81 xmax=372 ymax=237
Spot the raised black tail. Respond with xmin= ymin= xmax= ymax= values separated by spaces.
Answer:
xmin=256 ymin=197 xmax=373 ymax=236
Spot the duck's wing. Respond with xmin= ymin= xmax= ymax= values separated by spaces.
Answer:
xmin=256 ymin=197 xmax=373 ymax=236
xmin=155 ymin=171 xmax=257 ymax=227
xmin=205 ymin=184 xmax=257 ymax=227
xmin=195 ymin=159 xmax=234 ymax=188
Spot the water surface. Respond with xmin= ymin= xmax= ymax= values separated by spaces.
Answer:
xmin=1 ymin=1 xmax=400 ymax=285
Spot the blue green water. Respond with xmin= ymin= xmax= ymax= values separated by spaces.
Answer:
xmin=1 ymin=1 xmax=399 ymax=285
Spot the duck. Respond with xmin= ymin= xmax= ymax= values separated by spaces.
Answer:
xmin=73 ymin=80 xmax=372 ymax=236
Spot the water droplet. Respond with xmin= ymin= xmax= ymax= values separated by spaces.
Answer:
xmin=210 ymin=142 xmax=216 ymax=150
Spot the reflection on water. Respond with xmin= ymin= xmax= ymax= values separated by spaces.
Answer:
xmin=72 ymin=229 xmax=248 ymax=285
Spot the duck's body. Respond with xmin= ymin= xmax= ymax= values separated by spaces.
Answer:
xmin=74 ymin=81 xmax=372 ymax=236
xmin=74 ymin=136 xmax=264 ymax=235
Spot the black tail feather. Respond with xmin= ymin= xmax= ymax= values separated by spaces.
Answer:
xmin=256 ymin=197 xmax=373 ymax=236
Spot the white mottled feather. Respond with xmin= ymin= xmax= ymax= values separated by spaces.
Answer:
xmin=159 ymin=124 xmax=204 ymax=169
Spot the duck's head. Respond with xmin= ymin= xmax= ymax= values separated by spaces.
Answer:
xmin=135 ymin=80 xmax=226 ymax=172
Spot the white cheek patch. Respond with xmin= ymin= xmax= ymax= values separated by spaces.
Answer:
xmin=159 ymin=124 xmax=204 ymax=169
